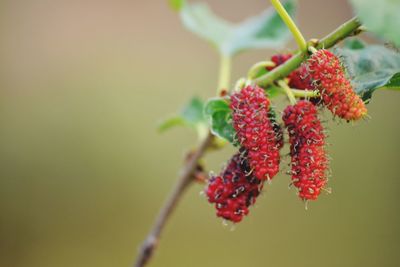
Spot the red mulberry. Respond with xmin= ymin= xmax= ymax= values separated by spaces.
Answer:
xmin=268 ymin=53 xmax=315 ymax=91
xmin=307 ymin=49 xmax=367 ymax=121
xmin=205 ymin=152 xmax=262 ymax=223
xmin=230 ymin=85 xmax=281 ymax=181
xmin=282 ymin=100 xmax=328 ymax=201
xmin=268 ymin=53 xmax=293 ymax=70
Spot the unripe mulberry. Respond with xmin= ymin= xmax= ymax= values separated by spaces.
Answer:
xmin=230 ymin=85 xmax=281 ymax=181
xmin=205 ymin=152 xmax=262 ymax=223
xmin=282 ymin=100 xmax=328 ymax=201
xmin=307 ymin=49 xmax=367 ymax=121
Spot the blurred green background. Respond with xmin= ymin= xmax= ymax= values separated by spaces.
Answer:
xmin=0 ymin=1 xmax=399 ymax=267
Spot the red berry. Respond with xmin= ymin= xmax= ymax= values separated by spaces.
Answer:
xmin=268 ymin=53 xmax=319 ymax=103
xmin=268 ymin=53 xmax=293 ymax=70
xmin=307 ymin=49 xmax=367 ymax=121
xmin=268 ymin=53 xmax=311 ymax=88
xmin=288 ymin=64 xmax=314 ymax=91
xmin=230 ymin=85 xmax=281 ymax=181
xmin=205 ymin=152 xmax=263 ymax=223
xmin=282 ymin=100 xmax=328 ymax=201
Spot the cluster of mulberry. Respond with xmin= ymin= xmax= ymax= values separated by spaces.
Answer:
xmin=205 ymin=85 xmax=282 ymax=222
xmin=205 ymin=48 xmax=368 ymax=223
xmin=205 ymin=152 xmax=263 ymax=223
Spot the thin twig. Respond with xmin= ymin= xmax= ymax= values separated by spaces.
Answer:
xmin=134 ymin=132 xmax=213 ymax=267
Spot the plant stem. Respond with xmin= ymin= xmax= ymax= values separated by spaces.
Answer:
xmin=308 ymin=46 xmax=318 ymax=54
xmin=271 ymin=0 xmax=307 ymax=51
xmin=134 ymin=132 xmax=213 ymax=267
xmin=217 ymin=55 xmax=232 ymax=95
xmin=247 ymin=61 xmax=275 ymax=80
xmin=317 ymin=17 xmax=361 ymax=49
xmin=254 ymin=52 xmax=307 ymax=88
xmin=278 ymin=80 xmax=296 ymax=104
xmin=253 ymin=17 xmax=362 ymax=88
xmin=135 ymin=50 xmax=234 ymax=267
xmin=291 ymin=88 xmax=320 ymax=98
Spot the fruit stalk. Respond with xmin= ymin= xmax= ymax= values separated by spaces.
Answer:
xmin=271 ymin=0 xmax=307 ymax=51
xmin=134 ymin=133 xmax=213 ymax=267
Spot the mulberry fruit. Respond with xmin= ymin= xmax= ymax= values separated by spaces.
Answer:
xmin=268 ymin=53 xmax=315 ymax=91
xmin=268 ymin=53 xmax=293 ymax=70
xmin=282 ymin=100 xmax=328 ymax=201
xmin=206 ymin=152 xmax=262 ymax=223
xmin=230 ymin=85 xmax=281 ymax=181
xmin=307 ymin=49 xmax=367 ymax=121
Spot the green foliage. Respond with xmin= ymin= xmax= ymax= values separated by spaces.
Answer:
xmin=158 ymin=97 xmax=207 ymax=138
xmin=384 ymin=73 xmax=400 ymax=90
xmin=265 ymin=85 xmax=284 ymax=98
xmin=179 ymin=0 xmax=296 ymax=56
xmin=343 ymin=38 xmax=365 ymax=50
xmin=168 ymin=0 xmax=186 ymax=11
xmin=334 ymin=39 xmax=400 ymax=100
xmin=349 ymin=0 xmax=400 ymax=47
xmin=169 ymin=0 xmax=186 ymax=11
xmin=204 ymin=98 xmax=235 ymax=144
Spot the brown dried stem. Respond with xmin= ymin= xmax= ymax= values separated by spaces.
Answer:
xmin=134 ymin=132 xmax=213 ymax=267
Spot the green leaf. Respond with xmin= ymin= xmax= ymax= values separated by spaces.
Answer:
xmin=334 ymin=41 xmax=400 ymax=100
xmin=384 ymin=73 xmax=400 ymax=90
xmin=204 ymin=98 xmax=235 ymax=144
xmin=158 ymin=116 xmax=187 ymax=132
xmin=181 ymin=97 xmax=205 ymax=124
xmin=169 ymin=0 xmax=185 ymax=11
xmin=179 ymin=0 xmax=296 ymax=56
xmin=158 ymin=97 xmax=207 ymax=137
xmin=349 ymin=0 xmax=400 ymax=46
xmin=343 ymin=38 xmax=366 ymax=50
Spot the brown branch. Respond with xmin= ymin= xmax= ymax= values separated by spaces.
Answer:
xmin=134 ymin=132 xmax=213 ymax=267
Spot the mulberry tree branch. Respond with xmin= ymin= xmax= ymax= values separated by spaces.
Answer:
xmin=134 ymin=132 xmax=213 ymax=267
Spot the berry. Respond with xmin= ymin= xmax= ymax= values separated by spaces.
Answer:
xmin=230 ymin=85 xmax=281 ymax=181
xmin=307 ymin=49 xmax=367 ymax=121
xmin=268 ymin=53 xmax=314 ymax=89
xmin=268 ymin=53 xmax=320 ymax=103
xmin=205 ymin=152 xmax=263 ymax=223
xmin=288 ymin=64 xmax=314 ymax=91
xmin=282 ymin=100 xmax=328 ymax=201
xmin=268 ymin=53 xmax=293 ymax=70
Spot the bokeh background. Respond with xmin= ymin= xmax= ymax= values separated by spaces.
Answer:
xmin=0 ymin=0 xmax=399 ymax=267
